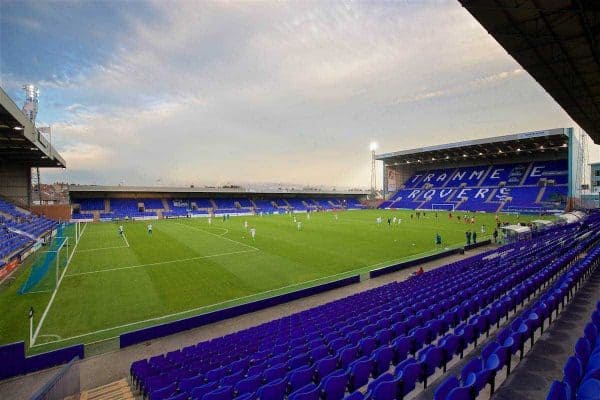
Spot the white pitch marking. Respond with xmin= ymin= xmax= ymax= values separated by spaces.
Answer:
xmin=31 ymin=247 xmax=456 ymax=347
xmin=76 ymin=245 xmax=128 ymax=252
xmin=121 ymin=232 xmax=130 ymax=247
xmin=75 ymin=231 xmax=129 ymax=252
xmin=65 ymin=249 xmax=258 ymax=277
xmin=31 ymin=271 xmax=363 ymax=346
xmin=31 ymin=225 xmax=476 ymax=347
xmin=171 ymin=222 xmax=259 ymax=251
xmin=31 ymin=222 xmax=88 ymax=346
xmin=38 ymin=334 xmax=62 ymax=340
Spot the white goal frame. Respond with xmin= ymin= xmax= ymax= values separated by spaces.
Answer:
xmin=42 ymin=236 xmax=70 ymax=288
xmin=431 ymin=203 xmax=455 ymax=211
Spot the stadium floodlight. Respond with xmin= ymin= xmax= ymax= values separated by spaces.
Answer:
xmin=516 ymin=148 xmax=521 ymax=152
xmin=369 ymin=141 xmax=378 ymax=199
xmin=14 ymin=126 xmax=23 ymax=130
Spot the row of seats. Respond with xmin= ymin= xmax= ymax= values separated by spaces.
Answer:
xmin=0 ymin=199 xmax=58 ymax=261
xmin=546 ymin=295 xmax=600 ymax=399
xmin=129 ymin=222 xmax=590 ymax=400
xmin=380 ymin=186 xmax=567 ymax=213
xmin=0 ymin=227 xmax=31 ymax=259
xmin=403 ymin=160 xmax=567 ymax=189
xmin=381 ymin=159 xmax=568 ymax=212
xmin=435 ymin=234 xmax=600 ymax=400
xmin=73 ymin=197 xmax=366 ymax=219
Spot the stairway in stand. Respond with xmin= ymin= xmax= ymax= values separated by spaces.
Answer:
xmin=75 ymin=379 xmax=134 ymax=400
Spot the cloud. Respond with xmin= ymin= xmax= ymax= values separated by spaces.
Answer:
xmin=2 ymin=1 xmax=584 ymax=187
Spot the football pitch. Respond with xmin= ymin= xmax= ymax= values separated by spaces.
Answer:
xmin=0 ymin=210 xmax=543 ymax=354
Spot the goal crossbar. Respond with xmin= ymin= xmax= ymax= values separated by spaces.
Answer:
xmin=431 ymin=203 xmax=455 ymax=211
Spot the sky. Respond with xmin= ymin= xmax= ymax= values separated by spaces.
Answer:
xmin=1 ymin=0 xmax=598 ymax=189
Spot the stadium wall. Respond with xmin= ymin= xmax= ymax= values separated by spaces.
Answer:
xmin=120 ymin=275 xmax=361 ymax=348
xmin=31 ymin=204 xmax=71 ymax=221
xmin=0 ymin=164 xmax=31 ymax=206
xmin=0 ymin=341 xmax=83 ymax=380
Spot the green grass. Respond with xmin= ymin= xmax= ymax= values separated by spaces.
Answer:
xmin=0 ymin=209 xmax=547 ymax=354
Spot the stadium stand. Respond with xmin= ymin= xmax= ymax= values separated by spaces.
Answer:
xmin=72 ymin=194 xmax=366 ymax=220
xmin=129 ymin=218 xmax=596 ymax=400
xmin=142 ymin=198 xmax=165 ymax=210
xmin=0 ymin=199 xmax=58 ymax=261
xmin=436 ymin=223 xmax=600 ymax=400
xmin=380 ymin=160 xmax=568 ymax=213
xmin=545 ymin=303 xmax=600 ymax=399
xmin=252 ymin=199 xmax=278 ymax=213
xmin=106 ymin=199 xmax=157 ymax=219
xmin=78 ymin=198 xmax=105 ymax=211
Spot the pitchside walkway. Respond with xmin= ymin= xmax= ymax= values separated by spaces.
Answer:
xmin=0 ymin=245 xmax=493 ymax=399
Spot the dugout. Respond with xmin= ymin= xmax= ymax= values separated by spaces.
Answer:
xmin=556 ymin=211 xmax=586 ymax=225
xmin=501 ymin=225 xmax=532 ymax=243
xmin=531 ymin=219 xmax=554 ymax=231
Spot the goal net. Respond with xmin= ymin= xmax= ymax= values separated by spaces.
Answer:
xmin=431 ymin=203 xmax=455 ymax=211
xmin=19 ymin=225 xmax=72 ymax=294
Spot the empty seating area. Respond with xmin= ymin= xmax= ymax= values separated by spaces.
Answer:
xmin=129 ymin=219 xmax=596 ymax=400
xmin=436 ymin=232 xmax=600 ymax=400
xmin=78 ymin=196 xmax=364 ymax=220
xmin=253 ymin=200 xmax=278 ymax=213
xmin=0 ymin=227 xmax=31 ymax=259
xmin=0 ymin=199 xmax=57 ymax=261
xmin=107 ymin=199 xmax=157 ymax=219
xmin=78 ymin=198 xmax=105 ymax=211
xmin=381 ymin=160 xmax=568 ymax=213
xmin=546 ymin=300 xmax=600 ymax=400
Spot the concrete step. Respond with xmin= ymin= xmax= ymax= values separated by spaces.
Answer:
xmin=79 ymin=379 xmax=134 ymax=400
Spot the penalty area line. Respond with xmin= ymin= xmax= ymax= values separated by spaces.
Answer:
xmin=76 ymin=232 xmax=130 ymax=252
xmin=65 ymin=248 xmax=259 ymax=277
xmin=31 ymin=271 xmax=369 ymax=347
xmin=171 ymin=222 xmax=259 ymax=251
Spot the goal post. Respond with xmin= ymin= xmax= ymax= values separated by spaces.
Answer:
xmin=74 ymin=221 xmax=81 ymax=244
xmin=18 ymin=235 xmax=69 ymax=294
xmin=431 ymin=203 xmax=455 ymax=211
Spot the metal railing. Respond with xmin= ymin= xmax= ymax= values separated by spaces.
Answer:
xmin=30 ymin=356 xmax=80 ymax=400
